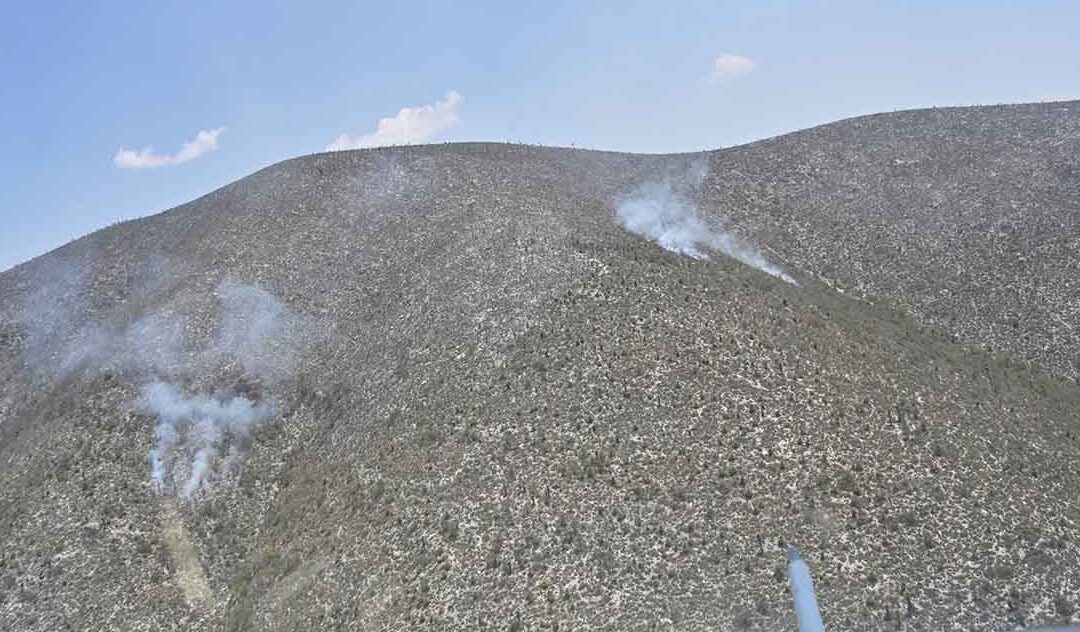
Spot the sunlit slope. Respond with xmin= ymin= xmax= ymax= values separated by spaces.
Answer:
xmin=705 ymin=100 xmax=1080 ymax=380
xmin=0 ymin=103 xmax=1079 ymax=631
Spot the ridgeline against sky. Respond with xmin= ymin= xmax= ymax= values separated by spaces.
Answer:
xmin=1 ymin=100 xmax=1079 ymax=629
xmin=2 ymin=2 xmax=1078 ymax=271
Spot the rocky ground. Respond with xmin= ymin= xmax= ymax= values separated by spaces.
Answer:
xmin=708 ymin=101 xmax=1080 ymax=380
xmin=1 ymin=101 xmax=1079 ymax=631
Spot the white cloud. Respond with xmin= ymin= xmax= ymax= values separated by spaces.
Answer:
xmin=114 ymin=128 xmax=225 ymax=169
xmin=706 ymin=54 xmax=756 ymax=84
xmin=326 ymin=91 xmax=463 ymax=151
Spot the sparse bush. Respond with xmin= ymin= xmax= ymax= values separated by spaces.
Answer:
xmin=1055 ymin=594 xmax=1075 ymax=618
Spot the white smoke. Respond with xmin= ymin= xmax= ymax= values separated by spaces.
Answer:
xmin=15 ymin=261 xmax=194 ymax=379
xmin=139 ymin=381 xmax=273 ymax=500
xmin=616 ymin=182 xmax=714 ymax=260
xmin=138 ymin=279 xmax=300 ymax=500
xmin=204 ymin=280 xmax=299 ymax=384
xmin=17 ymin=262 xmax=103 ymax=377
xmin=615 ymin=179 xmax=797 ymax=285
xmin=14 ymin=263 xmax=304 ymax=500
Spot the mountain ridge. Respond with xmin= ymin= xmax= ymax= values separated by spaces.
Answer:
xmin=2 ymin=101 xmax=1079 ymax=630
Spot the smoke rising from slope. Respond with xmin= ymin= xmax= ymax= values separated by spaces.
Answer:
xmin=617 ymin=182 xmax=713 ymax=260
xmin=140 ymin=381 xmax=273 ymax=499
xmin=14 ymin=264 xmax=305 ymax=500
xmin=204 ymin=280 xmax=300 ymax=384
xmin=615 ymin=179 xmax=797 ymax=284
xmin=17 ymin=263 xmax=108 ymax=378
xmin=15 ymin=261 xmax=194 ymax=380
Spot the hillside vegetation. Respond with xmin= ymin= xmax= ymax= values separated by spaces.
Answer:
xmin=1 ymin=101 xmax=1079 ymax=630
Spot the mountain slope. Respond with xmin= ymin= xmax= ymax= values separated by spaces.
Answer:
xmin=707 ymin=100 xmax=1080 ymax=380
xmin=1 ymin=103 xmax=1079 ymax=631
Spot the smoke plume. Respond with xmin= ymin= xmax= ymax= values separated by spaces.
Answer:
xmin=615 ymin=177 xmax=797 ymax=285
xmin=14 ymin=263 xmax=305 ymax=500
xmin=203 ymin=280 xmax=300 ymax=384
xmin=139 ymin=381 xmax=273 ymax=499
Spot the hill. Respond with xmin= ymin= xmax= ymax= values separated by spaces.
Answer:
xmin=1 ymin=101 xmax=1079 ymax=630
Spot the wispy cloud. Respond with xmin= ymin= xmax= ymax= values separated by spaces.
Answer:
xmin=327 ymin=91 xmax=463 ymax=151
xmin=114 ymin=128 xmax=225 ymax=169
xmin=706 ymin=54 xmax=756 ymax=84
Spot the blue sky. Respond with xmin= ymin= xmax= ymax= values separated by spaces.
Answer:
xmin=2 ymin=1 xmax=1078 ymax=272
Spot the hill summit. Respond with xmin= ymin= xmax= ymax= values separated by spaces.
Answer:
xmin=2 ymin=101 xmax=1079 ymax=630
